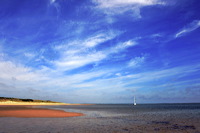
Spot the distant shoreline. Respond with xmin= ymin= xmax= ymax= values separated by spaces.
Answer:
xmin=0 ymin=101 xmax=70 ymax=105
xmin=0 ymin=97 xmax=93 ymax=106
xmin=0 ymin=101 xmax=94 ymax=106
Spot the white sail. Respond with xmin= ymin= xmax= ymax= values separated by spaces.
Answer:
xmin=134 ymin=96 xmax=136 ymax=105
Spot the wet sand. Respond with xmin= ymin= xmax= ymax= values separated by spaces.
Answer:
xmin=0 ymin=105 xmax=84 ymax=118
xmin=0 ymin=104 xmax=199 ymax=133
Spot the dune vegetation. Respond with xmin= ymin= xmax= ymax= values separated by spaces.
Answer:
xmin=0 ymin=97 xmax=67 ymax=105
xmin=0 ymin=97 xmax=59 ymax=103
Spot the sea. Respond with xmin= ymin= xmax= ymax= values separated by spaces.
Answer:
xmin=45 ymin=103 xmax=200 ymax=118
xmin=0 ymin=103 xmax=200 ymax=133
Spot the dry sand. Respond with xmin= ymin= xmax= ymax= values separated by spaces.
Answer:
xmin=0 ymin=105 xmax=84 ymax=118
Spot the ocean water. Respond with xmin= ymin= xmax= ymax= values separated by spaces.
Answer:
xmin=0 ymin=103 xmax=200 ymax=133
xmin=45 ymin=103 xmax=200 ymax=117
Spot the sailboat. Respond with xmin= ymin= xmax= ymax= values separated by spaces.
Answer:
xmin=134 ymin=96 xmax=136 ymax=105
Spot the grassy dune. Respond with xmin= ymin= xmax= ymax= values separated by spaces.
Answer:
xmin=0 ymin=97 xmax=68 ymax=105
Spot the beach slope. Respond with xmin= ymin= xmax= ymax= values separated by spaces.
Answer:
xmin=0 ymin=105 xmax=84 ymax=118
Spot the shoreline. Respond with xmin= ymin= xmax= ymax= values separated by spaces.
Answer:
xmin=0 ymin=101 xmax=71 ymax=106
xmin=0 ymin=105 xmax=84 ymax=118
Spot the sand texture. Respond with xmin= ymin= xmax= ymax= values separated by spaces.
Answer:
xmin=0 ymin=104 xmax=200 ymax=133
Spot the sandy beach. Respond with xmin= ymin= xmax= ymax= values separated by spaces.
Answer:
xmin=0 ymin=104 xmax=200 ymax=133
xmin=0 ymin=105 xmax=84 ymax=118
xmin=0 ymin=101 xmax=93 ymax=106
xmin=0 ymin=101 xmax=75 ymax=105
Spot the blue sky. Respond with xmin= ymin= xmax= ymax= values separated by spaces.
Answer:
xmin=0 ymin=0 xmax=200 ymax=103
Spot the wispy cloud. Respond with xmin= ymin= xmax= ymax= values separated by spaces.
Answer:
xmin=175 ymin=20 xmax=200 ymax=38
xmin=93 ymin=0 xmax=165 ymax=18
xmin=0 ymin=61 xmax=49 ymax=84
xmin=55 ymin=51 xmax=106 ymax=70
xmin=150 ymin=33 xmax=163 ymax=38
xmin=0 ymin=56 xmax=119 ymax=102
xmin=54 ymin=31 xmax=119 ymax=50
xmin=0 ymin=51 xmax=199 ymax=103
xmin=94 ymin=0 xmax=164 ymax=8
xmin=53 ymin=32 xmax=115 ymax=70
xmin=104 ymin=65 xmax=200 ymax=103
xmin=128 ymin=55 xmax=146 ymax=67
xmin=24 ymin=52 xmax=36 ymax=59
xmin=109 ymin=40 xmax=137 ymax=53
xmin=50 ymin=0 xmax=56 ymax=4
xmin=61 ymin=63 xmax=200 ymax=103
xmin=54 ymin=32 xmax=137 ymax=71
xmin=0 ymin=32 xmax=139 ymax=99
xmin=83 ymin=33 xmax=116 ymax=48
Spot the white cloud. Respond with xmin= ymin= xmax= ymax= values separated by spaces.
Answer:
xmin=55 ymin=51 xmax=106 ymax=69
xmin=1 ymin=52 xmax=199 ymax=103
xmin=0 ymin=59 xmax=115 ymax=101
xmin=94 ymin=0 xmax=162 ymax=8
xmin=24 ymin=52 xmax=36 ymax=58
xmin=0 ymin=61 xmax=48 ymax=82
xmin=54 ymin=31 xmax=119 ymax=50
xmin=115 ymin=73 xmax=121 ymax=76
xmin=123 ymin=64 xmax=200 ymax=87
xmin=150 ymin=33 xmax=162 ymax=38
xmin=80 ymin=63 xmax=200 ymax=95
xmin=128 ymin=56 xmax=145 ymax=67
xmin=83 ymin=33 xmax=115 ymax=47
xmin=64 ymin=64 xmax=200 ymax=103
xmin=110 ymin=40 xmax=137 ymax=53
xmin=55 ymin=40 xmax=136 ymax=70
xmin=50 ymin=0 xmax=56 ymax=4
xmin=53 ymin=32 xmax=137 ymax=71
xmin=175 ymin=20 xmax=200 ymax=38
xmin=93 ymin=0 xmax=165 ymax=18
